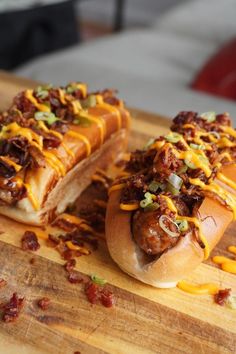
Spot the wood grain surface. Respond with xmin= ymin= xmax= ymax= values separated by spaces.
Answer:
xmin=0 ymin=71 xmax=235 ymax=354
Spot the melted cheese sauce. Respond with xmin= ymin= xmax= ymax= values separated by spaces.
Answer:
xmin=96 ymin=94 xmax=122 ymax=130
xmin=0 ymin=156 xmax=22 ymax=172
xmin=228 ymin=245 xmax=236 ymax=255
xmin=177 ymin=280 xmax=219 ymax=295
xmin=120 ymin=203 xmax=139 ymax=211
xmin=66 ymin=130 xmax=91 ymax=156
xmin=109 ymin=183 xmax=126 ymax=195
xmin=25 ymin=90 xmax=50 ymax=112
xmin=56 ymin=213 xmax=86 ymax=226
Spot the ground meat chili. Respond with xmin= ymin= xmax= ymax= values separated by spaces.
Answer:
xmin=21 ymin=231 xmax=40 ymax=251
xmin=214 ymin=288 xmax=231 ymax=306
xmin=2 ymin=292 xmax=25 ymax=323
xmin=113 ymin=111 xmax=236 ymax=257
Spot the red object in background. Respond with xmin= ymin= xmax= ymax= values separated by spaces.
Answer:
xmin=191 ymin=38 xmax=236 ymax=100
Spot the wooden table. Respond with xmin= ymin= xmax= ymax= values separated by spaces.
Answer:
xmin=0 ymin=71 xmax=235 ymax=354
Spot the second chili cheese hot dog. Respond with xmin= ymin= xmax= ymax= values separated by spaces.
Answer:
xmin=0 ymin=83 xmax=130 ymax=225
xmin=106 ymin=111 xmax=236 ymax=288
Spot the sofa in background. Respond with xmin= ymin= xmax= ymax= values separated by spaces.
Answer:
xmin=16 ymin=0 xmax=236 ymax=122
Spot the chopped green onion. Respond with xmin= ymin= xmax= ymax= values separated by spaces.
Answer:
xmin=91 ymin=275 xmax=107 ymax=286
xmin=176 ymin=220 xmax=189 ymax=232
xmin=159 ymin=215 xmax=179 ymax=237
xmin=165 ymin=132 xmax=182 ymax=143
xmin=81 ymin=95 xmax=97 ymax=109
xmin=35 ymin=111 xmax=59 ymax=125
xmin=143 ymin=138 xmax=155 ymax=150
xmin=200 ymin=111 xmax=216 ymax=123
xmin=140 ymin=192 xmax=155 ymax=208
xmin=36 ymin=90 xmax=49 ymax=99
xmin=177 ymin=165 xmax=188 ymax=174
xmin=166 ymin=183 xmax=180 ymax=195
xmin=168 ymin=173 xmax=183 ymax=190
xmin=190 ymin=143 xmax=205 ymax=150
xmin=226 ymin=295 xmax=236 ymax=310
xmin=144 ymin=202 xmax=159 ymax=212
xmin=148 ymin=181 xmax=160 ymax=193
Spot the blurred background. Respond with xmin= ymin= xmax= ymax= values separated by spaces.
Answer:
xmin=1 ymin=0 xmax=236 ymax=118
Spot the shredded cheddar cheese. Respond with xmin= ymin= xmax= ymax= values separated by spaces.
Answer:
xmin=177 ymin=281 xmax=219 ymax=295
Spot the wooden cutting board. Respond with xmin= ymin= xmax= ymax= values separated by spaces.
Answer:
xmin=0 ymin=71 xmax=235 ymax=354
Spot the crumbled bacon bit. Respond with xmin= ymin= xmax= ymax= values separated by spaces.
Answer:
xmin=214 ymin=288 xmax=231 ymax=306
xmin=0 ymin=278 xmax=7 ymax=288
xmin=2 ymin=292 xmax=25 ymax=322
xmin=68 ymin=272 xmax=84 ymax=284
xmin=74 ymin=351 xmax=81 ymax=354
xmin=100 ymin=289 xmax=116 ymax=308
xmin=38 ymin=297 xmax=50 ymax=310
xmin=29 ymin=257 xmax=36 ymax=265
xmin=85 ymin=282 xmax=99 ymax=304
xmin=64 ymin=259 xmax=76 ymax=273
xmin=21 ymin=231 xmax=40 ymax=251
xmin=84 ymin=282 xmax=115 ymax=308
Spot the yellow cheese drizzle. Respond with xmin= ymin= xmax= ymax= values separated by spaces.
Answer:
xmin=56 ymin=213 xmax=86 ymax=226
xmin=109 ymin=183 xmax=126 ymax=195
xmin=24 ymin=183 xmax=40 ymax=210
xmin=189 ymin=178 xmax=236 ymax=218
xmin=70 ymin=98 xmax=106 ymax=145
xmin=96 ymin=94 xmax=122 ymax=130
xmin=213 ymin=256 xmax=236 ymax=274
xmin=66 ymin=130 xmax=91 ymax=156
xmin=120 ymin=203 xmax=139 ymax=211
xmin=37 ymin=120 xmax=75 ymax=160
xmin=1 ymin=122 xmax=43 ymax=150
xmin=228 ymin=245 xmax=236 ymax=255
xmin=177 ymin=281 xmax=219 ymax=295
xmin=217 ymin=172 xmax=236 ymax=192
xmin=0 ymin=156 xmax=22 ymax=172
xmin=25 ymin=90 xmax=50 ymax=112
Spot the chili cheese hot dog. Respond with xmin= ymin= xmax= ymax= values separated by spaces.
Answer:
xmin=0 ymin=83 xmax=130 ymax=225
xmin=106 ymin=111 xmax=236 ymax=288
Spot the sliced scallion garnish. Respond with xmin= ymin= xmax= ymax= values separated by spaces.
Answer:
xmin=176 ymin=219 xmax=189 ymax=232
xmin=91 ymin=275 xmax=107 ymax=285
xmin=200 ymin=111 xmax=216 ymax=123
xmin=35 ymin=111 xmax=59 ymax=125
xmin=190 ymin=143 xmax=205 ymax=150
xmin=165 ymin=132 xmax=182 ymax=143
xmin=168 ymin=173 xmax=183 ymax=190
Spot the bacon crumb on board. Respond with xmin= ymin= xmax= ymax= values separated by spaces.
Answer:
xmin=2 ymin=292 xmax=25 ymax=323
xmin=21 ymin=231 xmax=40 ymax=251
xmin=214 ymin=288 xmax=231 ymax=306
xmin=38 ymin=297 xmax=50 ymax=310
xmin=85 ymin=282 xmax=116 ymax=308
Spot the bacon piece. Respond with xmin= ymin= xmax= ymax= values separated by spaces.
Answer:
xmin=2 ymin=292 xmax=25 ymax=323
xmin=21 ymin=231 xmax=40 ymax=251
xmin=84 ymin=282 xmax=116 ymax=307
xmin=38 ymin=297 xmax=50 ymax=310
xmin=214 ymin=288 xmax=231 ymax=306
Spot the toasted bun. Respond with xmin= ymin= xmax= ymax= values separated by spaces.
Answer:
xmin=0 ymin=129 xmax=127 ymax=225
xmin=105 ymin=167 xmax=234 ymax=288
